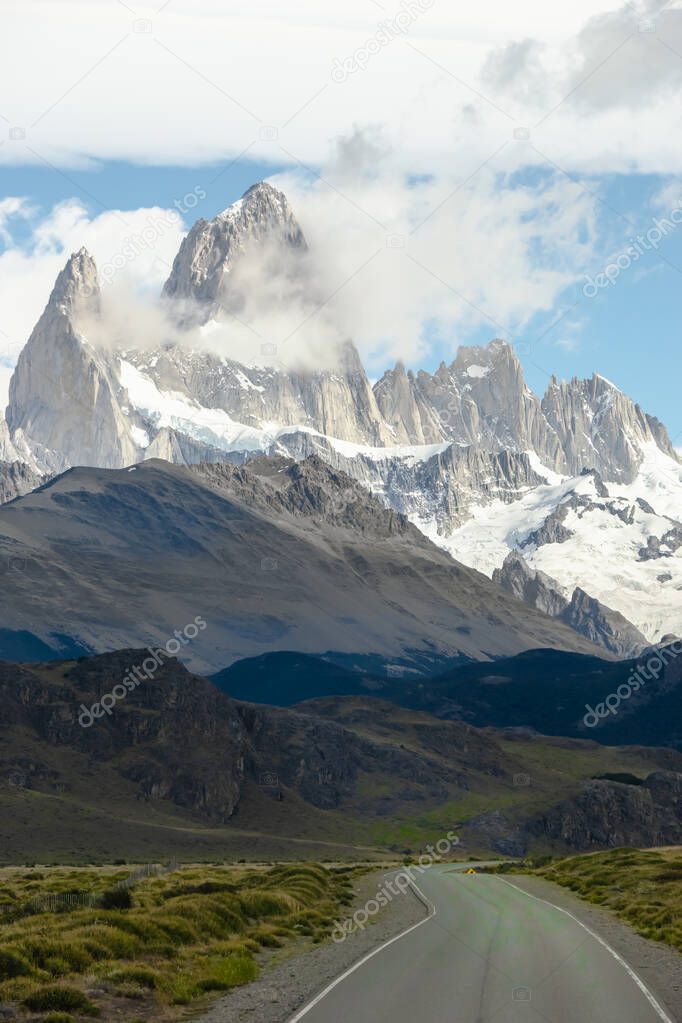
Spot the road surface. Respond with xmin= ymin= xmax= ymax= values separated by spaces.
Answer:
xmin=290 ymin=866 xmax=675 ymax=1023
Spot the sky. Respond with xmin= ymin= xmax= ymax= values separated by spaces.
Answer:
xmin=1 ymin=0 xmax=681 ymax=440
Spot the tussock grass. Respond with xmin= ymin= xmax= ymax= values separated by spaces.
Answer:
xmin=0 ymin=862 xmax=355 ymax=1020
xmin=516 ymin=848 xmax=682 ymax=952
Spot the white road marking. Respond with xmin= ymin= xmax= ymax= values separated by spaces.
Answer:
xmin=497 ymin=877 xmax=675 ymax=1023
xmin=286 ymin=880 xmax=437 ymax=1022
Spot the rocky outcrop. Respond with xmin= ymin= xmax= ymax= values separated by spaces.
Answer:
xmin=560 ymin=587 xmax=649 ymax=659
xmin=6 ymin=249 xmax=140 ymax=470
xmin=0 ymin=652 xmax=247 ymax=820
xmin=492 ymin=551 xmax=649 ymax=658
xmin=0 ymin=418 xmax=21 ymax=463
xmin=638 ymin=525 xmax=682 ymax=561
xmin=162 ymin=181 xmax=308 ymax=320
xmin=520 ymin=502 xmax=574 ymax=549
xmin=0 ymin=460 xmax=42 ymax=505
xmin=541 ymin=373 xmax=677 ymax=483
xmin=3 ymin=651 xmax=680 ymax=855
xmin=373 ymin=361 xmax=444 ymax=444
xmin=528 ymin=773 xmax=682 ymax=851
xmin=493 ymin=552 xmax=570 ymax=618
xmin=374 ymin=340 xmax=566 ymax=460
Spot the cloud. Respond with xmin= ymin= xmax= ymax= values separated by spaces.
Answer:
xmin=272 ymin=143 xmax=598 ymax=372
xmin=481 ymin=0 xmax=682 ymax=118
xmin=0 ymin=0 xmax=681 ymax=180
xmin=0 ymin=132 xmax=602 ymax=391
xmin=651 ymin=178 xmax=682 ymax=213
xmin=481 ymin=38 xmax=550 ymax=106
xmin=0 ymin=197 xmax=34 ymax=245
xmin=0 ymin=199 xmax=187 ymax=406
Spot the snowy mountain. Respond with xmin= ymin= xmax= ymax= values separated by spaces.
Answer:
xmin=437 ymin=449 xmax=682 ymax=644
xmin=492 ymin=551 xmax=649 ymax=658
xmin=2 ymin=179 xmax=681 ymax=647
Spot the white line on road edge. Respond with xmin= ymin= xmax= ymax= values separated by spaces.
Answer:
xmin=498 ymin=878 xmax=675 ymax=1023
xmin=286 ymin=880 xmax=437 ymax=1022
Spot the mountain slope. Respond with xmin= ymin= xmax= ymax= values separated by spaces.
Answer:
xmin=440 ymin=454 xmax=682 ymax=642
xmin=0 ymin=456 xmax=603 ymax=670
xmin=1 ymin=650 xmax=681 ymax=861
xmin=392 ymin=645 xmax=682 ymax=750
xmin=3 ymin=179 xmax=681 ymax=641
xmin=492 ymin=551 xmax=649 ymax=658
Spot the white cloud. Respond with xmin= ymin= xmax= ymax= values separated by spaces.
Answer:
xmin=0 ymin=197 xmax=34 ymax=244
xmin=651 ymin=178 xmax=682 ymax=212
xmin=0 ymin=141 xmax=601 ymax=392
xmin=0 ymin=200 xmax=187 ymax=407
xmin=0 ymin=0 xmax=680 ymax=179
xmin=276 ymin=152 xmax=598 ymax=372
xmin=481 ymin=1 xmax=682 ymax=120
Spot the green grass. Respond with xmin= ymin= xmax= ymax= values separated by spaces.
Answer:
xmin=502 ymin=847 xmax=682 ymax=952
xmin=0 ymin=862 xmax=357 ymax=1021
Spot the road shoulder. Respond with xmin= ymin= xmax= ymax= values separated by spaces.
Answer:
xmin=503 ymin=874 xmax=682 ymax=1022
xmin=194 ymin=868 xmax=428 ymax=1023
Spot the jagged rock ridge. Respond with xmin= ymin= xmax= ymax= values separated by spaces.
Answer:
xmin=493 ymin=551 xmax=649 ymax=658
xmin=3 ymin=179 xmax=681 ymax=644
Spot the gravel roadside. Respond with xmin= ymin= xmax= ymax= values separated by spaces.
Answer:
xmin=504 ymin=874 xmax=682 ymax=1022
xmin=193 ymin=868 xmax=427 ymax=1023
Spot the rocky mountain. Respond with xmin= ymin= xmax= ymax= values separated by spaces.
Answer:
xmin=374 ymin=341 xmax=562 ymax=457
xmin=493 ymin=552 xmax=649 ymax=658
xmin=0 ymin=455 xmax=601 ymax=670
xmin=542 ymin=372 xmax=676 ymax=481
xmin=3 ymin=178 xmax=681 ymax=645
xmin=442 ymin=458 xmax=682 ymax=643
xmin=371 ymin=341 xmax=676 ymax=479
xmin=493 ymin=552 xmax=571 ymax=618
xmin=561 ymin=587 xmax=650 ymax=659
xmin=162 ymin=181 xmax=308 ymax=321
xmin=0 ymin=460 xmax=43 ymax=506
xmin=470 ymin=771 xmax=682 ymax=856
xmin=1 ymin=650 xmax=681 ymax=861
xmin=6 ymin=249 xmax=141 ymax=470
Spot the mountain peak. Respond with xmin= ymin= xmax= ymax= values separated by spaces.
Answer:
xmin=592 ymin=372 xmax=621 ymax=392
xmin=162 ymin=181 xmax=307 ymax=317
xmin=243 ymin=180 xmax=286 ymax=201
xmin=216 ymin=180 xmax=296 ymax=225
xmin=49 ymin=248 xmax=99 ymax=316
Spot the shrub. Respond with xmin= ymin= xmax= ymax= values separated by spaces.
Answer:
xmin=0 ymin=947 xmax=33 ymax=980
xmin=23 ymin=986 xmax=100 ymax=1015
xmin=99 ymin=887 xmax=132 ymax=910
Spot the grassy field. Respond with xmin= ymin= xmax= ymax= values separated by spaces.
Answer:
xmin=500 ymin=848 xmax=682 ymax=952
xmin=0 ymin=862 xmax=360 ymax=1021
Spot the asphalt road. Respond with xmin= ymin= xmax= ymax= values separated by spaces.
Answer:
xmin=289 ymin=866 xmax=675 ymax=1023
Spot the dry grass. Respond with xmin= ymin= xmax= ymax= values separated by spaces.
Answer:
xmin=500 ymin=848 xmax=682 ymax=952
xmin=0 ymin=862 xmax=357 ymax=1021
